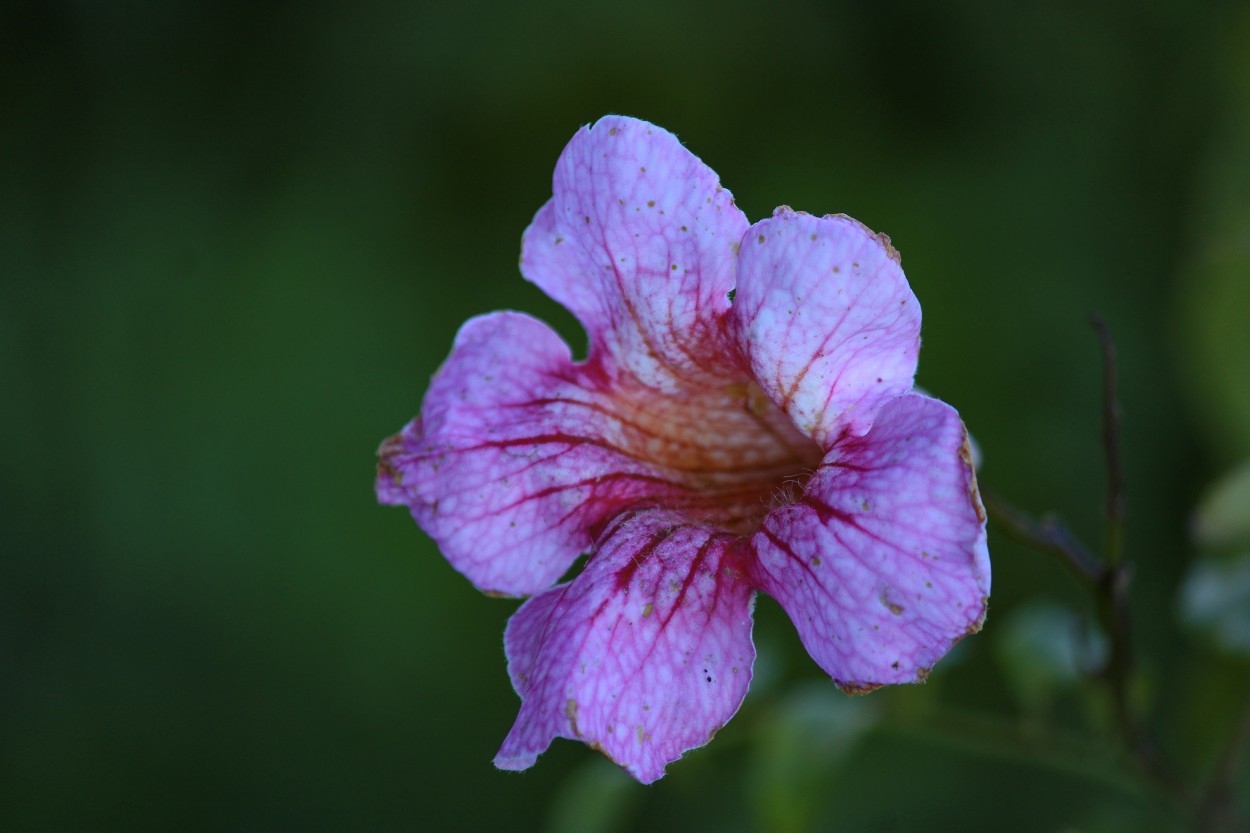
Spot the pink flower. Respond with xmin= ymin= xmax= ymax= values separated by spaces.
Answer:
xmin=377 ymin=116 xmax=990 ymax=783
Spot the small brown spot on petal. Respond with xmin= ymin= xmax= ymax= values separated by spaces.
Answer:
xmin=565 ymin=699 xmax=580 ymax=736
xmin=642 ymin=602 xmax=654 ymax=617
xmin=758 ymin=234 xmax=766 ymax=244
xmin=838 ymin=681 xmax=883 ymax=696
xmin=647 ymin=200 xmax=655 ymax=207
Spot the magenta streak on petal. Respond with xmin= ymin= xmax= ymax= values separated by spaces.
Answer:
xmin=749 ymin=393 xmax=989 ymax=691
xmin=379 ymin=115 xmax=992 ymax=784
xmin=731 ymin=208 xmax=921 ymax=447
xmin=495 ymin=510 xmax=756 ymax=784
xmin=377 ymin=307 xmax=824 ymax=596
xmin=520 ymin=116 xmax=750 ymax=392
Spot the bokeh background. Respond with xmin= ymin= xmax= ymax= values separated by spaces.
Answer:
xmin=5 ymin=1 xmax=1250 ymax=831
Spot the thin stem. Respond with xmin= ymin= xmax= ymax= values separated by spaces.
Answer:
xmin=982 ymin=490 xmax=1102 ymax=585
xmin=1090 ymin=312 xmax=1126 ymax=568
xmin=985 ymin=316 xmax=1190 ymax=809
xmin=1087 ymin=314 xmax=1166 ymax=790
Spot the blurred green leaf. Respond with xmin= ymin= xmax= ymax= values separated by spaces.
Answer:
xmin=994 ymin=601 xmax=1108 ymax=711
xmin=1192 ymin=458 xmax=1250 ymax=554
xmin=546 ymin=757 xmax=639 ymax=833
xmin=1179 ymin=555 xmax=1250 ymax=658
xmin=750 ymin=683 xmax=878 ymax=833
xmin=1177 ymin=8 xmax=1250 ymax=458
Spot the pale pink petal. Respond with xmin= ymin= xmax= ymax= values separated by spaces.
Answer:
xmin=520 ymin=115 xmax=750 ymax=390
xmin=749 ymin=394 xmax=989 ymax=691
xmin=495 ymin=510 xmax=756 ymax=784
xmin=732 ymin=208 xmax=921 ymax=446
xmin=376 ymin=312 xmax=677 ymax=596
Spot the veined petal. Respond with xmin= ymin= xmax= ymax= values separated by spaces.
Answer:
xmin=495 ymin=510 xmax=756 ymax=784
xmin=521 ymin=115 xmax=750 ymax=390
xmin=732 ymin=208 xmax=921 ymax=447
xmin=376 ymin=312 xmax=676 ymax=596
xmin=749 ymin=394 xmax=989 ymax=691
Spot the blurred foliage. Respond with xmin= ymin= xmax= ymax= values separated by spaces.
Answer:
xmin=994 ymin=601 xmax=1108 ymax=715
xmin=749 ymin=683 xmax=878 ymax=833
xmin=1180 ymin=556 xmax=1250 ymax=658
xmin=3 ymin=0 xmax=1249 ymax=831
xmin=1178 ymin=5 xmax=1250 ymax=461
xmin=1192 ymin=457 xmax=1250 ymax=554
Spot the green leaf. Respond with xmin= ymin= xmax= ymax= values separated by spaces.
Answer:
xmin=546 ymin=757 xmax=639 ymax=833
xmin=1179 ymin=554 xmax=1250 ymax=659
xmin=994 ymin=601 xmax=1108 ymax=711
xmin=750 ymin=683 xmax=878 ymax=833
xmin=1192 ymin=458 xmax=1250 ymax=553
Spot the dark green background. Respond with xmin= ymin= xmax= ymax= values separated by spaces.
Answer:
xmin=5 ymin=1 xmax=1250 ymax=831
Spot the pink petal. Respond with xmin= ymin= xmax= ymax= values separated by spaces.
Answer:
xmin=731 ymin=208 xmax=921 ymax=447
xmin=520 ymin=115 xmax=750 ymax=390
xmin=376 ymin=312 xmax=674 ymax=596
xmin=749 ymin=393 xmax=989 ymax=692
xmin=495 ymin=510 xmax=756 ymax=784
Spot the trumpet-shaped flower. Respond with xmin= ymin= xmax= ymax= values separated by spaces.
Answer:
xmin=376 ymin=115 xmax=990 ymax=783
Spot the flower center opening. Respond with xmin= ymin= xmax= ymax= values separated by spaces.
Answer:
xmin=604 ymin=377 xmax=824 ymax=535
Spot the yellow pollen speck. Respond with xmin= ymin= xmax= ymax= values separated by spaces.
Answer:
xmin=610 ymin=127 xmax=617 ymax=135
xmin=642 ymin=602 xmax=654 ymax=617
xmin=758 ymin=234 xmax=766 ymax=244
xmin=647 ymin=200 xmax=655 ymax=207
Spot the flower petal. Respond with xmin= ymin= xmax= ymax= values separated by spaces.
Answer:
xmin=376 ymin=312 xmax=674 ymax=596
xmin=732 ymin=208 xmax=921 ymax=446
xmin=749 ymin=393 xmax=989 ymax=691
xmin=521 ymin=115 xmax=750 ymax=390
xmin=495 ymin=510 xmax=756 ymax=784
